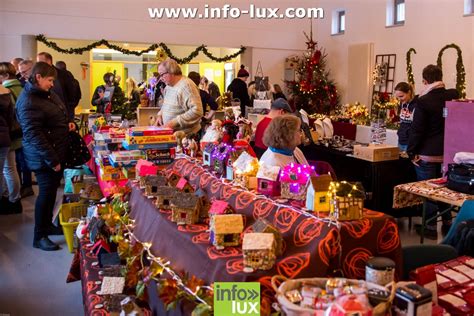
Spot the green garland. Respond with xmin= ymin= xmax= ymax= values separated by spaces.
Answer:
xmin=406 ymin=48 xmax=417 ymax=86
xmin=35 ymin=34 xmax=246 ymax=64
xmin=437 ymin=43 xmax=466 ymax=98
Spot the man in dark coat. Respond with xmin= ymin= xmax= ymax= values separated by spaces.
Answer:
xmin=408 ymin=64 xmax=459 ymax=239
xmin=227 ymin=65 xmax=250 ymax=117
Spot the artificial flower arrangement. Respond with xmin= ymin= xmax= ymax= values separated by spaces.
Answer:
xmin=339 ymin=102 xmax=370 ymax=126
xmin=372 ymin=92 xmax=400 ymax=129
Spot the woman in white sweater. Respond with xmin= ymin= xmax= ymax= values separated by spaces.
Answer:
xmin=259 ymin=115 xmax=309 ymax=169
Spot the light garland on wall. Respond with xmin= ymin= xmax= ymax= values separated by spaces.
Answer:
xmin=436 ymin=43 xmax=466 ymax=98
xmin=405 ymin=48 xmax=417 ymax=87
xmin=35 ymin=34 xmax=246 ymax=64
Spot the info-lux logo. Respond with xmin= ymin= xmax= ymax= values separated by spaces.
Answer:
xmin=214 ymin=282 xmax=260 ymax=315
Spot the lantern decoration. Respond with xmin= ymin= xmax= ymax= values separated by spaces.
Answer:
xmin=280 ymin=163 xmax=315 ymax=200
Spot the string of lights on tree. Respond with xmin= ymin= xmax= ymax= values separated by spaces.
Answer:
xmin=35 ymin=34 xmax=246 ymax=64
xmin=405 ymin=48 xmax=417 ymax=87
xmin=436 ymin=43 xmax=466 ymax=98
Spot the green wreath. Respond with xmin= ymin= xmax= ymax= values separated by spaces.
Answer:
xmin=406 ymin=48 xmax=417 ymax=86
xmin=437 ymin=43 xmax=466 ymax=98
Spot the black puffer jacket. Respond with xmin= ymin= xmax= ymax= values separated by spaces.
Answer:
xmin=0 ymin=91 xmax=13 ymax=148
xmin=16 ymin=82 xmax=69 ymax=171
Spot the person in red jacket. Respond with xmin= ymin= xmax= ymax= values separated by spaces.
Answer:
xmin=253 ymin=98 xmax=293 ymax=158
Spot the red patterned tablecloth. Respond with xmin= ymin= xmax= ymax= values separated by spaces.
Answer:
xmin=128 ymin=158 xmax=402 ymax=308
xmin=393 ymin=179 xmax=474 ymax=209
xmin=67 ymin=239 xmax=151 ymax=316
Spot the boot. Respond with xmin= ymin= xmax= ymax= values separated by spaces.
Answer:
xmin=0 ymin=197 xmax=22 ymax=215
xmin=21 ymin=186 xmax=35 ymax=198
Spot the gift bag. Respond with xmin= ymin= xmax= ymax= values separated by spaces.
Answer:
xmin=254 ymin=61 xmax=270 ymax=92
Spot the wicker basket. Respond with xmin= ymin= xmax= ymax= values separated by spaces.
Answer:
xmin=271 ymin=275 xmax=394 ymax=316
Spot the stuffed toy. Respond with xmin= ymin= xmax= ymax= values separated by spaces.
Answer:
xmin=221 ymin=120 xmax=239 ymax=144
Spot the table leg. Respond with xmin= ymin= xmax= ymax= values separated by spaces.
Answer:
xmin=420 ymin=199 xmax=426 ymax=244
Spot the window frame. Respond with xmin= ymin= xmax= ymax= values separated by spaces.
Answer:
xmin=394 ymin=0 xmax=405 ymax=25
xmin=338 ymin=10 xmax=346 ymax=34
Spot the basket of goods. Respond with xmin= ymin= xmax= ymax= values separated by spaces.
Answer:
xmin=271 ymin=275 xmax=395 ymax=316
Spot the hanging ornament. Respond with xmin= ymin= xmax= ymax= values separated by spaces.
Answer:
xmin=155 ymin=48 xmax=167 ymax=62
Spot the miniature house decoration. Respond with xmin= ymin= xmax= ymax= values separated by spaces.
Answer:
xmin=257 ymin=164 xmax=281 ymax=197
xmin=176 ymin=177 xmax=194 ymax=193
xmin=195 ymin=188 xmax=211 ymax=219
xmin=251 ymin=218 xmax=283 ymax=256
xmin=211 ymin=143 xmax=235 ymax=176
xmin=242 ymin=233 xmax=276 ymax=272
xmin=144 ymin=175 xmax=168 ymax=196
xmin=167 ymin=171 xmax=181 ymax=187
xmin=232 ymin=151 xmax=259 ymax=189
xmin=208 ymin=200 xmax=233 ymax=221
xmin=155 ymin=186 xmax=179 ymax=210
xmin=328 ymin=181 xmax=365 ymax=221
xmin=203 ymin=143 xmax=217 ymax=167
xmin=306 ymin=174 xmax=333 ymax=212
xmin=170 ymin=192 xmax=201 ymax=225
xmin=280 ymin=163 xmax=314 ymax=200
xmin=210 ymin=214 xmax=244 ymax=250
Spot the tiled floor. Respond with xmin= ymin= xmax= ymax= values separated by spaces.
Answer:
xmin=0 ymin=186 xmax=449 ymax=315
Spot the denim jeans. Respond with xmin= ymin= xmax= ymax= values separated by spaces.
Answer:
xmin=398 ymin=144 xmax=408 ymax=151
xmin=34 ymin=168 xmax=63 ymax=241
xmin=415 ymin=160 xmax=451 ymax=226
xmin=0 ymin=148 xmax=21 ymax=202
xmin=15 ymin=147 xmax=32 ymax=187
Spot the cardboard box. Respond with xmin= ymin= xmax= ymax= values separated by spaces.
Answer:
xmin=353 ymin=144 xmax=399 ymax=162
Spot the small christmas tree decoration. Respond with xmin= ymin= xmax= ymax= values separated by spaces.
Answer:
xmin=242 ymin=233 xmax=276 ymax=272
xmin=280 ymin=163 xmax=314 ymax=200
xmin=328 ymin=181 xmax=365 ymax=221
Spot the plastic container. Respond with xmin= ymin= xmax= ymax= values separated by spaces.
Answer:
xmin=59 ymin=195 xmax=88 ymax=252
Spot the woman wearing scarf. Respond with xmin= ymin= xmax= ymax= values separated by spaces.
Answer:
xmin=259 ymin=115 xmax=309 ymax=169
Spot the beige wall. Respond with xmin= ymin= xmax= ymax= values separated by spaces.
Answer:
xmin=2 ymin=0 xmax=473 ymax=108
xmin=315 ymin=0 xmax=474 ymax=104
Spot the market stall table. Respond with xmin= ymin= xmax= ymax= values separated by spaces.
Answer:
xmin=302 ymin=144 xmax=416 ymax=215
xmin=67 ymin=238 xmax=151 ymax=316
xmin=128 ymin=158 xmax=403 ymax=308
xmin=393 ymin=179 xmax=474 ymax=243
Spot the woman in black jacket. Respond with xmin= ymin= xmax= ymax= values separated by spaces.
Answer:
xmin=16 ymin=62 xmax=75 ymax=251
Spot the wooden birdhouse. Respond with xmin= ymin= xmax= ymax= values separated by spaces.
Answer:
xmin=155 ymin=186 xmax=179 ymax=210
xmin=256 ymin=164 xmax=281 ymax=197
xmin=211 ymin=143 xmax=235 ymax=176
xmin=195 ymin=189 xmax=211 ymax=219
xmin=176 ymin=177 xmax=194 ymax=193
xmin=167 ymin=171 xmax=181 ymax=187
xmin=251 ymin=218 xmax=283 ymax=256
xmin=306 ymin=174 xmax=333 ymax=212
xmin=242 ymin=233 xmax=276 ymax=272
xmin=280 ymin=163 xmax=314 ymax=200
xmin=329 ymin=181 xmax=365 ymax=221
xmin=210 ymin=214 xmax=244 ymax=250
xmin=203 ymin=143 xmax=216 ymax=167
xmin=170 ymin=192 xmax=201 ymax=225
xmin=144 ymin=175 xmax=168 ymax=197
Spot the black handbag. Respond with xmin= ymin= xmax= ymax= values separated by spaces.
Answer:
xmin=65 ymin=131 xmax=91 ymax=169
xmin=447 ymin=163 xmax=474 ymax=194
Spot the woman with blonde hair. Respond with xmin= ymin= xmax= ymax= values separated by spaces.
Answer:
xmin=126 ymin=77 xmax=140 ymax=105
xmin=259 ymin=114 xmax=309 ymax=169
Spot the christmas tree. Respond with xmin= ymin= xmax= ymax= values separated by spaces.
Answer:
xmin=286 ymin=31 xmax=339 ymax=114
xmin=110 ymin=71 xmax=138 ymax=120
